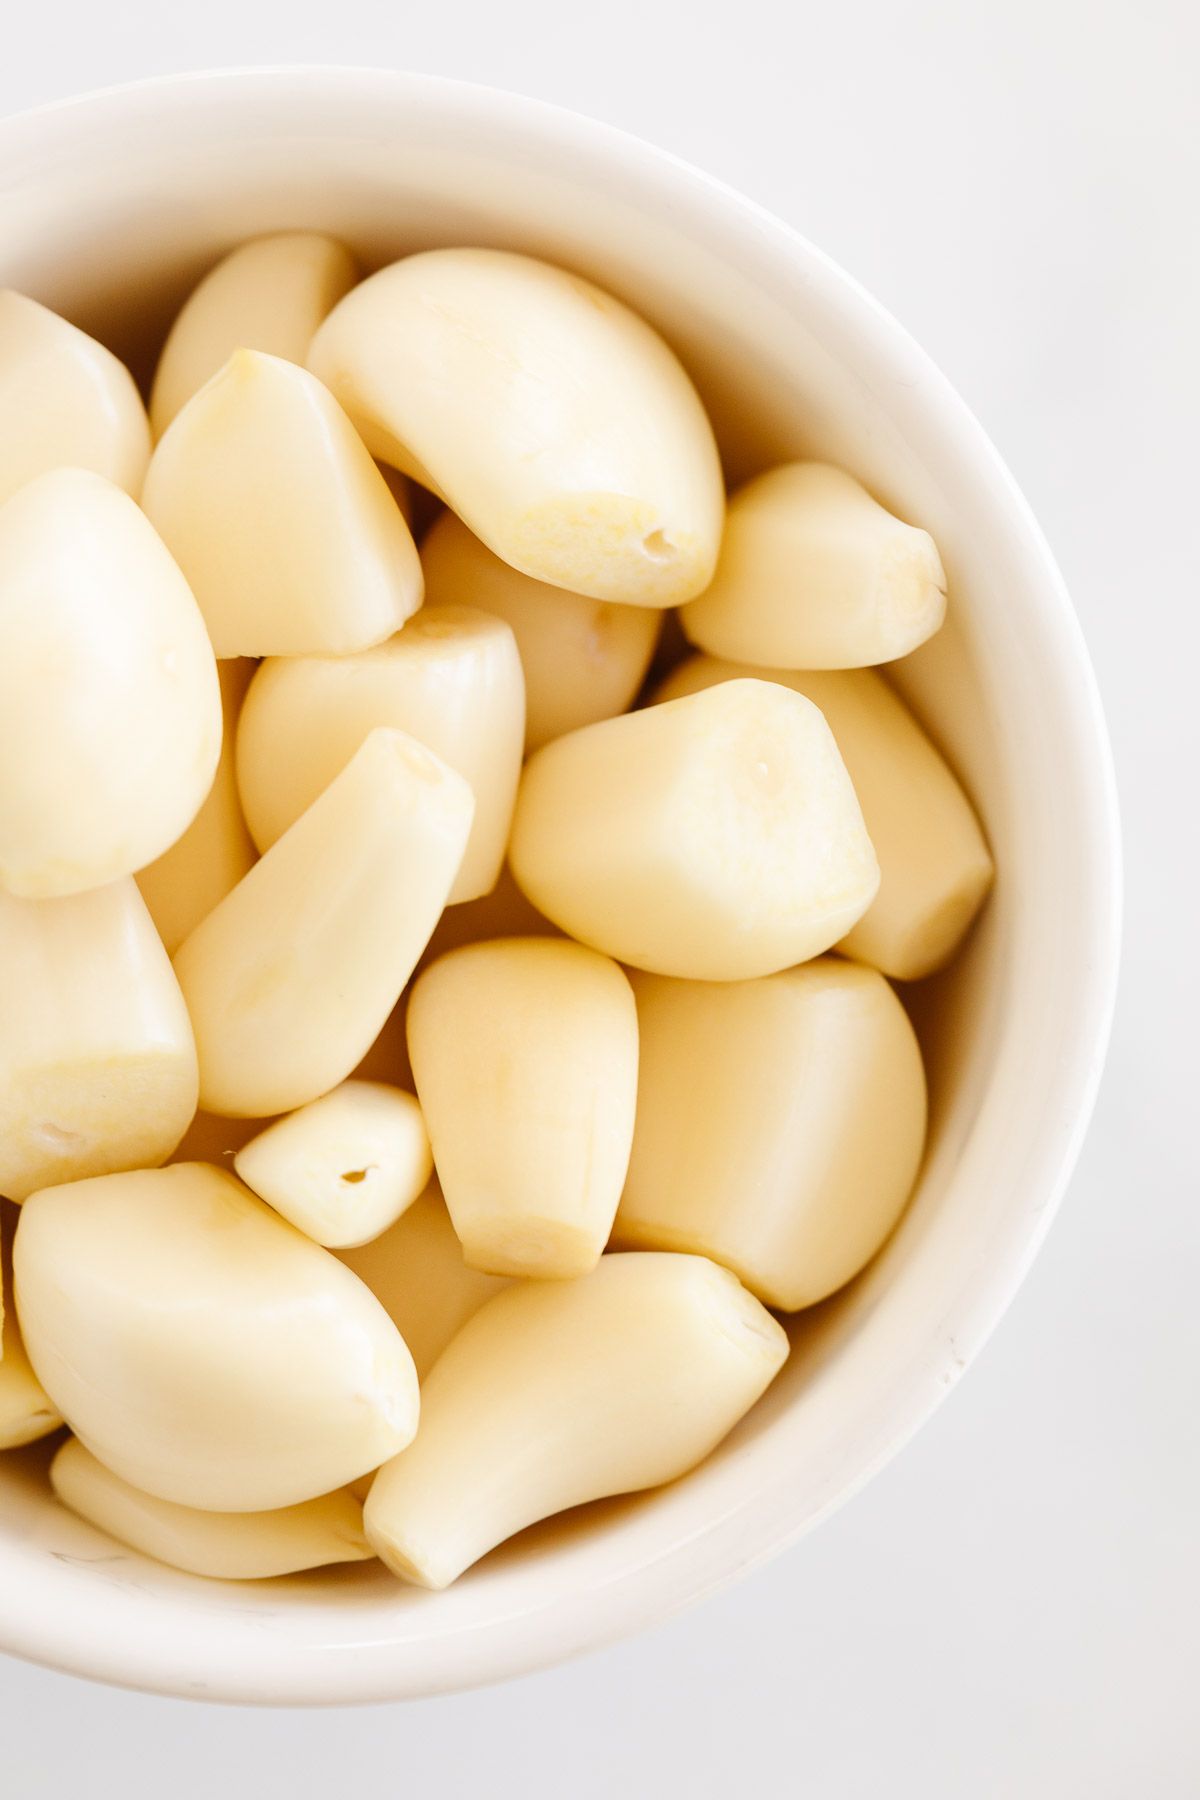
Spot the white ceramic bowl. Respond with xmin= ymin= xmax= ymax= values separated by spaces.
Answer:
xmin=0 ymin=67 xmax=1120 ymax=1705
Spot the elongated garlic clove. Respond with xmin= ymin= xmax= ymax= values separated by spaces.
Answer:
xmin=136 ymin=657 xmax=258 ymax=954
xmin=50 ymin=1439 xmax=374 ymax=1579
xmin=174 ymin=728 xmax=473 ymax=1118
xmin=420 ymin=510 xmax=661 ymax=752
xmin=149 ymin=232 xmax=358 ymax=436
xmin=655 ymin=655 xmax=994 ymax=980
xmin=509 ymin=678 xmax=879 ymax=980
xmin=234 ymin=1081 xmax=432 ymax=1249
xmin=613 ymin=961 xmax=927 ymax=1309
xmin=0 ymin=880 xmax=198 ymax=1201
xmin=308 ymin=248 xmax=724 ymax=606
xmin=0 ymin=469 xmax=221 ymax=899
xmin=1 ymin=1209 xmax=63 ymax=1449
xmin=337 ymin=1182 xmax=507 ymax=1381
xmin=681 ymin=462 xmax=946 ymax=669
xmin=365 ymin=1251 xmax=788 ymax=1588
xmin=142 ymin=349 xmax=422 ymax=657
xmin=15 ymin=1163 xmax=418 ymax=1510
xmin=408 ymin=940 xmax=638 ymax=1278
xmin=0 ymin=290 xmax=150 ymax=508
xmin=235 ymin=606 xmax=523 ymax=903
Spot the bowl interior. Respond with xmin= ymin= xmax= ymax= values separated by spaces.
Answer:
xmin=0 ymin=70 xmax=1118 ymax=1703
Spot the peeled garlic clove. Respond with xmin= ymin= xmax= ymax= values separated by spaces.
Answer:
xmin=1 ymin=1210 xmax=62 ymax=1449
xmin=149 ymin=232 xmax=358 ymax=436
xmin=655 ymin=655 xmax=994 ymax=980
xmin=15 ymin=1163 xmax=418 ymax=1510
xmin=365 ymin=1251 xmax=788 ymax=1588
xmin=308 ymin=248 xmax=724 ymax=606
xmin=337 ymin=1181 xmax=507 ymax=1381
xmin=234 ymin=1080 xmax=432 ymax=1249
xmin=681 ymin=462 xmax=946 ymax=669
xmin=0 ymin=880 xmax=198 ymax=1202
xmin=142 ymin=349 xmax=422 ymax=657
xmin=408 ymin=940 xmax=638 ymax=1278
xmin=614 ymin=961 xmax=927 ymax=1309
xmin=235 ymin=606 xmax=523 ymax=903
xmin=136 ymin=658 xmax=258 ymax=954
xmin=0 ymin=290 xmax=150 ymax=508
xmin=50 ymin=1439 xmax=374 ymax=1580
xmin=420 ymin=510 xmax=661 ymax=752
xmin=0 ymin=469 xmax=221 ymax=898
xmin=510 ymin=678 xmax=879 ymax=981
xmin=174 ymin=727 xmax=473 ymax=1118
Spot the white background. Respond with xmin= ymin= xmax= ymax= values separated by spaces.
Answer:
xmin=1 ymin=4 xmax=1196 ymax=1794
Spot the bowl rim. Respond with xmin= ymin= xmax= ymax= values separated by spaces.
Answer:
xmin=0 ymin=63 xmax=1122 ymax=1706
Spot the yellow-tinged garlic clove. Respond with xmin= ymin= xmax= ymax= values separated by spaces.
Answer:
xmin=309 ymin=248 xmax=724 ymax=607
xmin=0 ymin=469 xmax=221 ymax=899
xmin=613 ymin=960 xmax=927 ymax=1309
xmin=235 ymin=606 xmax=523 ymax=903
xmin=234 ymin=1080 xmax=432 ymax=1249
xmin=1 ymin=1208 xmax=63 ymax=1449
xmin=364 ymin=1251 xmax=788 ymax=1588
xmin=509 ymin=678 xmax=879 ymax=981
xmin=0 ymin=880 xmax=198 ymax=1202
xmin=408 ymin=939 xmax=638 ymax=1278
xmin=15 ymin=1163 xmax=418 ymax=1510
xmin=174 ymin=727 xmax=473 ymax=1118
xmin=0 ymin=290 xmax=150 ymax=508
xmin=149 ymin=232 xmax=358 ymax=436
xmin=681 ymin=462 xmax=946 ymax=669
xmin=142 ymin=349 xmax=422 ymax=657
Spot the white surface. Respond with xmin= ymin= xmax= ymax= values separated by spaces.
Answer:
xmin=0 ymin=1 xmax=1193 ymax=1792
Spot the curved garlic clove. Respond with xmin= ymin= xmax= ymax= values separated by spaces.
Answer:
xmin=50 ymin=1439 xmax=374 ymax=1580
xmin=15 ymin=1162 xmax=418 ymax=1510
xmin=364 ymin=1251 xmax=788 ymax=1588
xmin=234 ymin=1080 xmax=432 ymax=1249
xmin=136 ymin=657 xmax=258 ymax=954
xmin=1 ymin=1209 xmax=63 ymax=1449
xmin=0 ymin=880 xmax=197 ymax=1202
xmin=614 ymin=960 xmax=927 ymax=1309
xmin=681 ymin=462 xmax=946 ymax=669
xmin=509 ymin=678 xmax=879 ymax=981
xmin=655 ymin=655 xmax=994 ymax=980
xmin=235 ymin=606 xmax=523 ymax=903
xmin=0 ymin=290 xmax=150 ymax=508
xmin=308 ymin=248 xmax=724 ymax=606
xmin=420 ymin=510 xmax=661 ymax=752
xmin=408 ymin=939 xmax=638 ymax=1278
xmin=174 ymin=728 xmax=473 ymax=1118
xmin=142 ymin=350 xmax=422 ymax=657
xmin=149 ymin=232 xmax=358 ymax=437
xmin=337 ymin=1181 xmax=507 ymax=1382
xmin=0 ymin=469 xmax=221 ymax=898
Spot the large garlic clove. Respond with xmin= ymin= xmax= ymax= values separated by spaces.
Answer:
xmin=420 ymin=510 xmax=661 ymax=752
xmin=364 ymin=1251 xmax=788 ymax=1588
xmin=141 ymin=349 xmax=422 ymax=658
xmin=613 ymin=960 xmax=927 ymax=1310
xmin=0 ymin=469 xmax=221 ymax=899
xmin=149 ymin=232 xmax=358 ymax=437
xmin=50 ymin=1439 xmax=374 ymax=1580
xmin=174 ymin=727 xmax=473 ymax=1118
xmin=0 ymin=880 xmax=198 ymax=1202
xmin=235 ymin=606 xmax=523 ymax=904
xmin=0 ymin=290 xmax=150 ymax=508
xmin=308 ymin=248 xmax=724 ymax=607
xmin=681 ymin=462 xmax=946 ymax=669
xmin=234 ymin=1080 xmax=432 ymax=1249
xmin=15 ymin=1162 xmax=418 ymax=1511
xmin=337 ymin=1181 xmax=507 ymax=1382
xmin=509 ymin=678 xmax=879 ymax=981
xmin=1 ymin=1208 xmax=62 ymax=1449
xmin=136 ymin=657 xmax=258 ymax=954
xmin=407 ymin=939 xmax=638 ymax=1279
xmin=655 ymin=655 xmax=994 ymax=980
